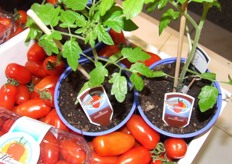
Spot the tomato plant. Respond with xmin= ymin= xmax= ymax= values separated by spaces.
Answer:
xmin=117 ymin=146 xmax=151 ymax=164
xmin=60 ymin=139 xmax=86 ymax=163
xmin=25 ymin=60 xmax=48 ymax=78
xmin=164 ymin=138 xmax=187 ymax=160
xmin=16 ymin=84 xmax=30 ymax=105
xmin=92 ymin=131 xmax=135 ymax=157
xmin=40 ymin=131 xmax=60 ymax=163
xmin=126 ymin=114 xmax=160 ymax=150
xmin=27 ymin=42 xmax=47 ymax=62
xmin=14 ymin=98 xmax=51 ymax=119
xmin=0 ymin=83 xmax=17 ymax=110
xmin=43 ymin=56 xmax=66 ymax=76
xmin=5 ymin=63 xmax=32 ymax=85
xmin=42 ymin=109 xmax=69 ymax=131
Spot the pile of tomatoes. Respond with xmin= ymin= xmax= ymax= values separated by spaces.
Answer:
xmin=0 ymin=29 xmax=188 ymax=163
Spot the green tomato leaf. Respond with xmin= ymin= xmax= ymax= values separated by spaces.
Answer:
xmin=122 ymin=0 xmax=144 ymax=19
xmin=31 ymin=3 xmax=60 ymax=26
xmin=39 ymin=34 xmax=59 ymax=55
xmin=199 ymin=72 xmax=216 ymax=81
xmin=100 ymin=0 xmax=115 ymax=16
xmin=62 ymin=0 xmax=89 ymax=10
xmin=121 ymin=47 xmax=150 ymax=63
xmin=97 ymin=25 xmax=114 ymax=45
xmin=109 ymin=73 xmax=128 ymax=102
xmin=103 ymin=6 xmax=138 ymax=32
xmin=198 ymin=85 xmax=218 ymax=112
xmin=62 ymin=39 xmax=82 ymax=70
xmin=130 ymin=73 xmax=144 ymax=91
xmin=192 ymin=0 xmax=214 ymax=3
xmin=157 ymin=0 xmax=168 ymax=10
xmin=59 ymin=10 xmax=81 ymax=28
xmin=89 ymin=62 xmax=108 ymax=86
xmin=129 ymin=63 xmax=154 ymax=77
xmin=159 ymin=9 xmax=179 ymax=35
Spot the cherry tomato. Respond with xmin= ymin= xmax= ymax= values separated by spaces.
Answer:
xmin=143 ymin=51 xmax=161 ymax=67
xmin=31 ymin=75 xmax=42 ymax=86
xmin=43 ymin=56 xmax=66 ymax=76
xmin=14 ymin=98 xmax=51 ymax=119
xmin=109 ymin=29 xmax=127 ymax=45
xmin=93 ymin=152 xmax=118 ymax=164
xmin=0 ymin=17 xmax=11 ymax=28
xmin=27 ymin=42 xmax=47 ymax=62
xmin=92 ymin=131 xmax=135 ymax=157
xmin=126 ymin=114 xmax=160 ymax=150
xmin=98 ymin=45 xmax=120 ymax=58
xmin=60 ymin=139 xmax=87 ymax=163
xmin=117 ymin=146 xmax=151 ymax=164
xmin=14 ymin=10 xmax=27 ymax=25
xmin=42 ymin=108 xmax=69 ymax=131
xmin=16 ymin=84 xmax=30 ymax=105
xmin=25 ymin=60 xmax=48 ymax=78
xmin=164 ymin=138 xmax=187 ymax=160
xmin=34 ymin=75 xmax=59 ymax=91
xmin=39 ymin=87 xmax=55 ymax=107
xmin=40 ymin=131 xmax=60 ymax=164
xmin=0 ymin=83 xmax=17 ymax=110
xmin=5 ymin=63 xmax=32 ymax=85
xmin=56 ymin=160 xmax=69 ymax=164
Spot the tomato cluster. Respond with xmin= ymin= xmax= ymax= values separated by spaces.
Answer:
xmin=0 ymin=41 xmax=67 ymax=132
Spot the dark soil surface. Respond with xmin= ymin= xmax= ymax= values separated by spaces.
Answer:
xmin=139 ymin=62 xmax=219 ymax=135
xmin=57 ymin=61 xmax=134 ymax=133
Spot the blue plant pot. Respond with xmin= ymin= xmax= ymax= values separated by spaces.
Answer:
xmin=55 ymin=58 xmax=138 ymax=137
xmin=137 ymin=57 xmax=222 ymax=138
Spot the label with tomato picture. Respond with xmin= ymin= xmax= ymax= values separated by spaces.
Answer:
xmin=163 ymin=93 xmax=195 ymax=127
xmin=77 ymin=86 xmax=113 ymax=126
xmin=0 ymin=117 xmax=51 ymax=163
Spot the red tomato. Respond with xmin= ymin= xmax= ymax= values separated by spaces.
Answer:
xmin=40 ymin=131 xmax=60 ymax=164
xmin=117 ymin=146 xmax=151 ymax=164
xmin=60 ymin=139 xmax=87 ymax=163
xmin=31 ymin=76 xmax=42 ymax=86
xmin=164 ymin=138 xmax=187 ymax=160
xmin=14 ymin=10 xmax=27 ymax=25
xmin=25 ymin=61 xmax=48 ymax=78
xmin=92 ymin=131 xmax=135 ymax=157
xmin=98 ymin=45 xmax=120 ymax=58
xmin=27 ymin=42 xmax=47 ymax=62
xmin=14 ymin=98 xmax=51 ymax=119
xmin=0 ymin=83 xmax=17 ymax=110
xmin=109 ymin=29 xmax=127 ymax=45
xmin=56 ymin=160 xmax=69 ymax=164
xmin=126 ymin=114 xmax=160 ymax=150
xmin=34 ymin=75 xmax=59 ymax=91
xmin=42 ymin=109 xmax=69 ymax=131
xmin=40 ymin=87 xmax=55 ymax=107
xmin=0 ymin=17 xmax=11 ymax=28
xmin=43 ymin=56 xmax=66 ymax=76
xmin=16 ymin=84 xmax=30 ymax=105
xmin=1 ymin=118 xmax=15 ymax=133
xmin=5 ymin=63 xmax=32 ymax=85
xmin=143 ymin=51 xmax=161 ymax=67
xmin=46 ymin=0 xmax=58 ymax=5
xmin=93 ymin=152 xmax=118 ymax=164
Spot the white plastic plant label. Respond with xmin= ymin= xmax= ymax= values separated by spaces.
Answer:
xmin=189 ymin=47 xmax=211 ymax=73
xmin=0 ymin=117 xmax=51 ymax=163
xmin=77 ymin=85 xmax=113 ymax=126
xmin=162 ymin=92 xmax=195 ymax=127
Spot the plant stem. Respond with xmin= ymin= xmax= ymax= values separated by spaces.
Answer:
xmin=178 ymin=3 xmax=210 ymax=86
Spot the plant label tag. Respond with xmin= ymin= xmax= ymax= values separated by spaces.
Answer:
xmin=189 ymin=47 xmax=211 ymax=73
xmin=162 ymin=93 xmax=195 ymax=127
xmin=77 ymin=86 xmax=113 ymax=126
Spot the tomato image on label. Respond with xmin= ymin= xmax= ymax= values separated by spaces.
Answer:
xmin=6 ymin=137 xmax=25 ymax=161
xmin=173 ymin=99 xmax=187 ymax=113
